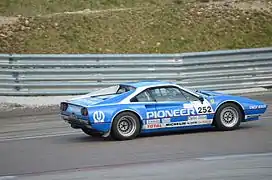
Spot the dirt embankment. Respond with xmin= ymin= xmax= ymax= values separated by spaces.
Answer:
xmin=0 ymin=0 xmax=271 ymax=53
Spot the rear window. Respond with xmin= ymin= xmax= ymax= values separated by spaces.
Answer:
xmin=87 ymin=85 xmax=135 ymax=97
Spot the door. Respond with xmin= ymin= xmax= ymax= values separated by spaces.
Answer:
xmin=130 ymin=89 xmax=158 ymax=128
xmin=179 ymin=89 xmax=214 ymax=125
xmin=148 ymin=86 xmax=213 ymax=128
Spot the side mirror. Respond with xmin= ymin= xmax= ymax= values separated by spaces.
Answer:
xmin=198 ymin=96 xmax=204 ymax=104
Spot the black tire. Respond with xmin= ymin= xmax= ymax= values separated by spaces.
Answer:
xmin=81 ymin=127 xmax=102 ymax=137
xmin=111 ymin=111 xmax=141 ymax=140
xmin=214 ymin=103 xmax=243 ymax=131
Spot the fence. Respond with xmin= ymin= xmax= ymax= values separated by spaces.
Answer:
xmin=0 ymin=47 xmax=272 ymax=96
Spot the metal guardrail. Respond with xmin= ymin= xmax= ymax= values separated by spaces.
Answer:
xmin=0 ymin=47 xmax=272 ymax=96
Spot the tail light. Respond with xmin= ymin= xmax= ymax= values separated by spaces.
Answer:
xmin=81 ymin=107 xmax=88 ymax=116
xmin=60 ymin=102 xmax=68 ymax=111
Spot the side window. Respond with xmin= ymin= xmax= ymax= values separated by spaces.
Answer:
xmin=180 ymin=90 xmax=199 ymax=101
xmin=130 ymin=90 xmax=154 ymax=102
xmin=149 ymin=87 xmax=187 ymax=102
xmin=117 ymin=85 xmax=135 ymax=94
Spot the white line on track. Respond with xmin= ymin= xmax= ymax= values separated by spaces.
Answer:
xmin=0 ymin=131 xmax=82 ymax=142
xmin=197 ymin=152 xmax=272 ymax=161
xmin=261 ymin=116 xmax=271 ymax=119
xmin=0 ymin=176 xmax=17 ymax=180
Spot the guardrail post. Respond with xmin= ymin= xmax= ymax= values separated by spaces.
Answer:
xmin=12 ymin=72 xmax=20 ymax=91
xmin=9 ymin=55 xmax=21 ymax=92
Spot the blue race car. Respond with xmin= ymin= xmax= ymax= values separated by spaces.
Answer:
xmin=60 ymin=80 xmax=268 ymax=140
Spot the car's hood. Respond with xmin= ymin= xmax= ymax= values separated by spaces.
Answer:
xmin=196 ymin=90 xmax=251 ymax=101
xmin=196 ymin=90 xmax=225 ymax=97
xmin=196 ymin=90 xmax=267 ymax=107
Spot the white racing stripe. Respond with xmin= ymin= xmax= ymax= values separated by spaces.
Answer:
xmin=0 ymin=131 xmax=82 ymax=142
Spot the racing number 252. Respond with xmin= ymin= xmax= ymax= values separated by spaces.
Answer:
xmin=198 ymin=106 xmax=212 ymax=113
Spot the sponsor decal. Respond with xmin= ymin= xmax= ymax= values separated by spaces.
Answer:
xmin=165 ymin=120 xmax=212 ymax=127
xmin=146 ymin=119 xmax=161 ymax=124
xmin=191 ymin=101 xmax=214 ymax=114
xmin=146 ymin=101 xmax=214 ymax=120
xmin=245 ymin=114 xmax=261 ymax=118
xmin=186 ymin=121 xmax=198 ymax=125
xmin=249 ymin=105 xmax=266 ymax=109
xmin=162 ymin=118 xmax=171 ymax=123
xmin=188 ymin=115 xmax=207 ymax=121
xmin=210 ymin=99 xmax=215 ymax=104
xmin=93 ymin=111 xmax=105 ymax=123
xmin=188 ymin=116 xmax=198 ymax=121
xmin=183 ymin=103 xmax=194 ymax=109
xmin=166 ymin=122 xmax=186 ymax=127
xmin=196 ymin=120 xmax=212 ymax=124
xmin=142 ymin=119 xmax=213 ymax=129
xmin=196 ymin=106 xmax=212 ymax=114
xmin=147 ymin=124 xmax=162 ymax=129
xmin=146 ymin=108 xmax=196 ymax=119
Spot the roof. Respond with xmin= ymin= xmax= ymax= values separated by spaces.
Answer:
xmin=121 ymin=80 xmax=175 ymax=88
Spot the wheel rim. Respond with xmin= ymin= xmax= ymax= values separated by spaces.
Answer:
xmin=117 ymin=116 xmax=137 ymax=137
xmin=220 ymin=107 xmax=239 ymax=128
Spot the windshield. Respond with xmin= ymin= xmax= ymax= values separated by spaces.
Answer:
xmin=87 ymin=85 xmax=135 ymax=97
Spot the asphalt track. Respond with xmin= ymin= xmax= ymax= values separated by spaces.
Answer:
xmin=0 ymin=92 xmax=272 ymax=179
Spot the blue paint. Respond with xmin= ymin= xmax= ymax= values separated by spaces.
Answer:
xmin=59 ymin=81 xmax=268 ymax=137
xmin=141 ymin=124 xmax=213 ymax=134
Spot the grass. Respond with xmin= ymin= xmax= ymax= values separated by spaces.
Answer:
xmin=0 ymin=0 xmax=272 ymax=54
xmin=0 ymin=0 xmax=166 ymax=16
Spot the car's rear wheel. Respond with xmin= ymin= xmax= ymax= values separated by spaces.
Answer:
xmin=111 ymin=112 xmax=140 ymax=140
xmin=81 ymin=127 xmax=102 ymax=137
xmin=214 ymin=103 xmax=242 ymax=130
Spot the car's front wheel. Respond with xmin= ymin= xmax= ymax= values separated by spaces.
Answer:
xmin=214 ymin=103 xmax=243 ymax=130
xmin=111 ymin=112 xmax=140 ymax=140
